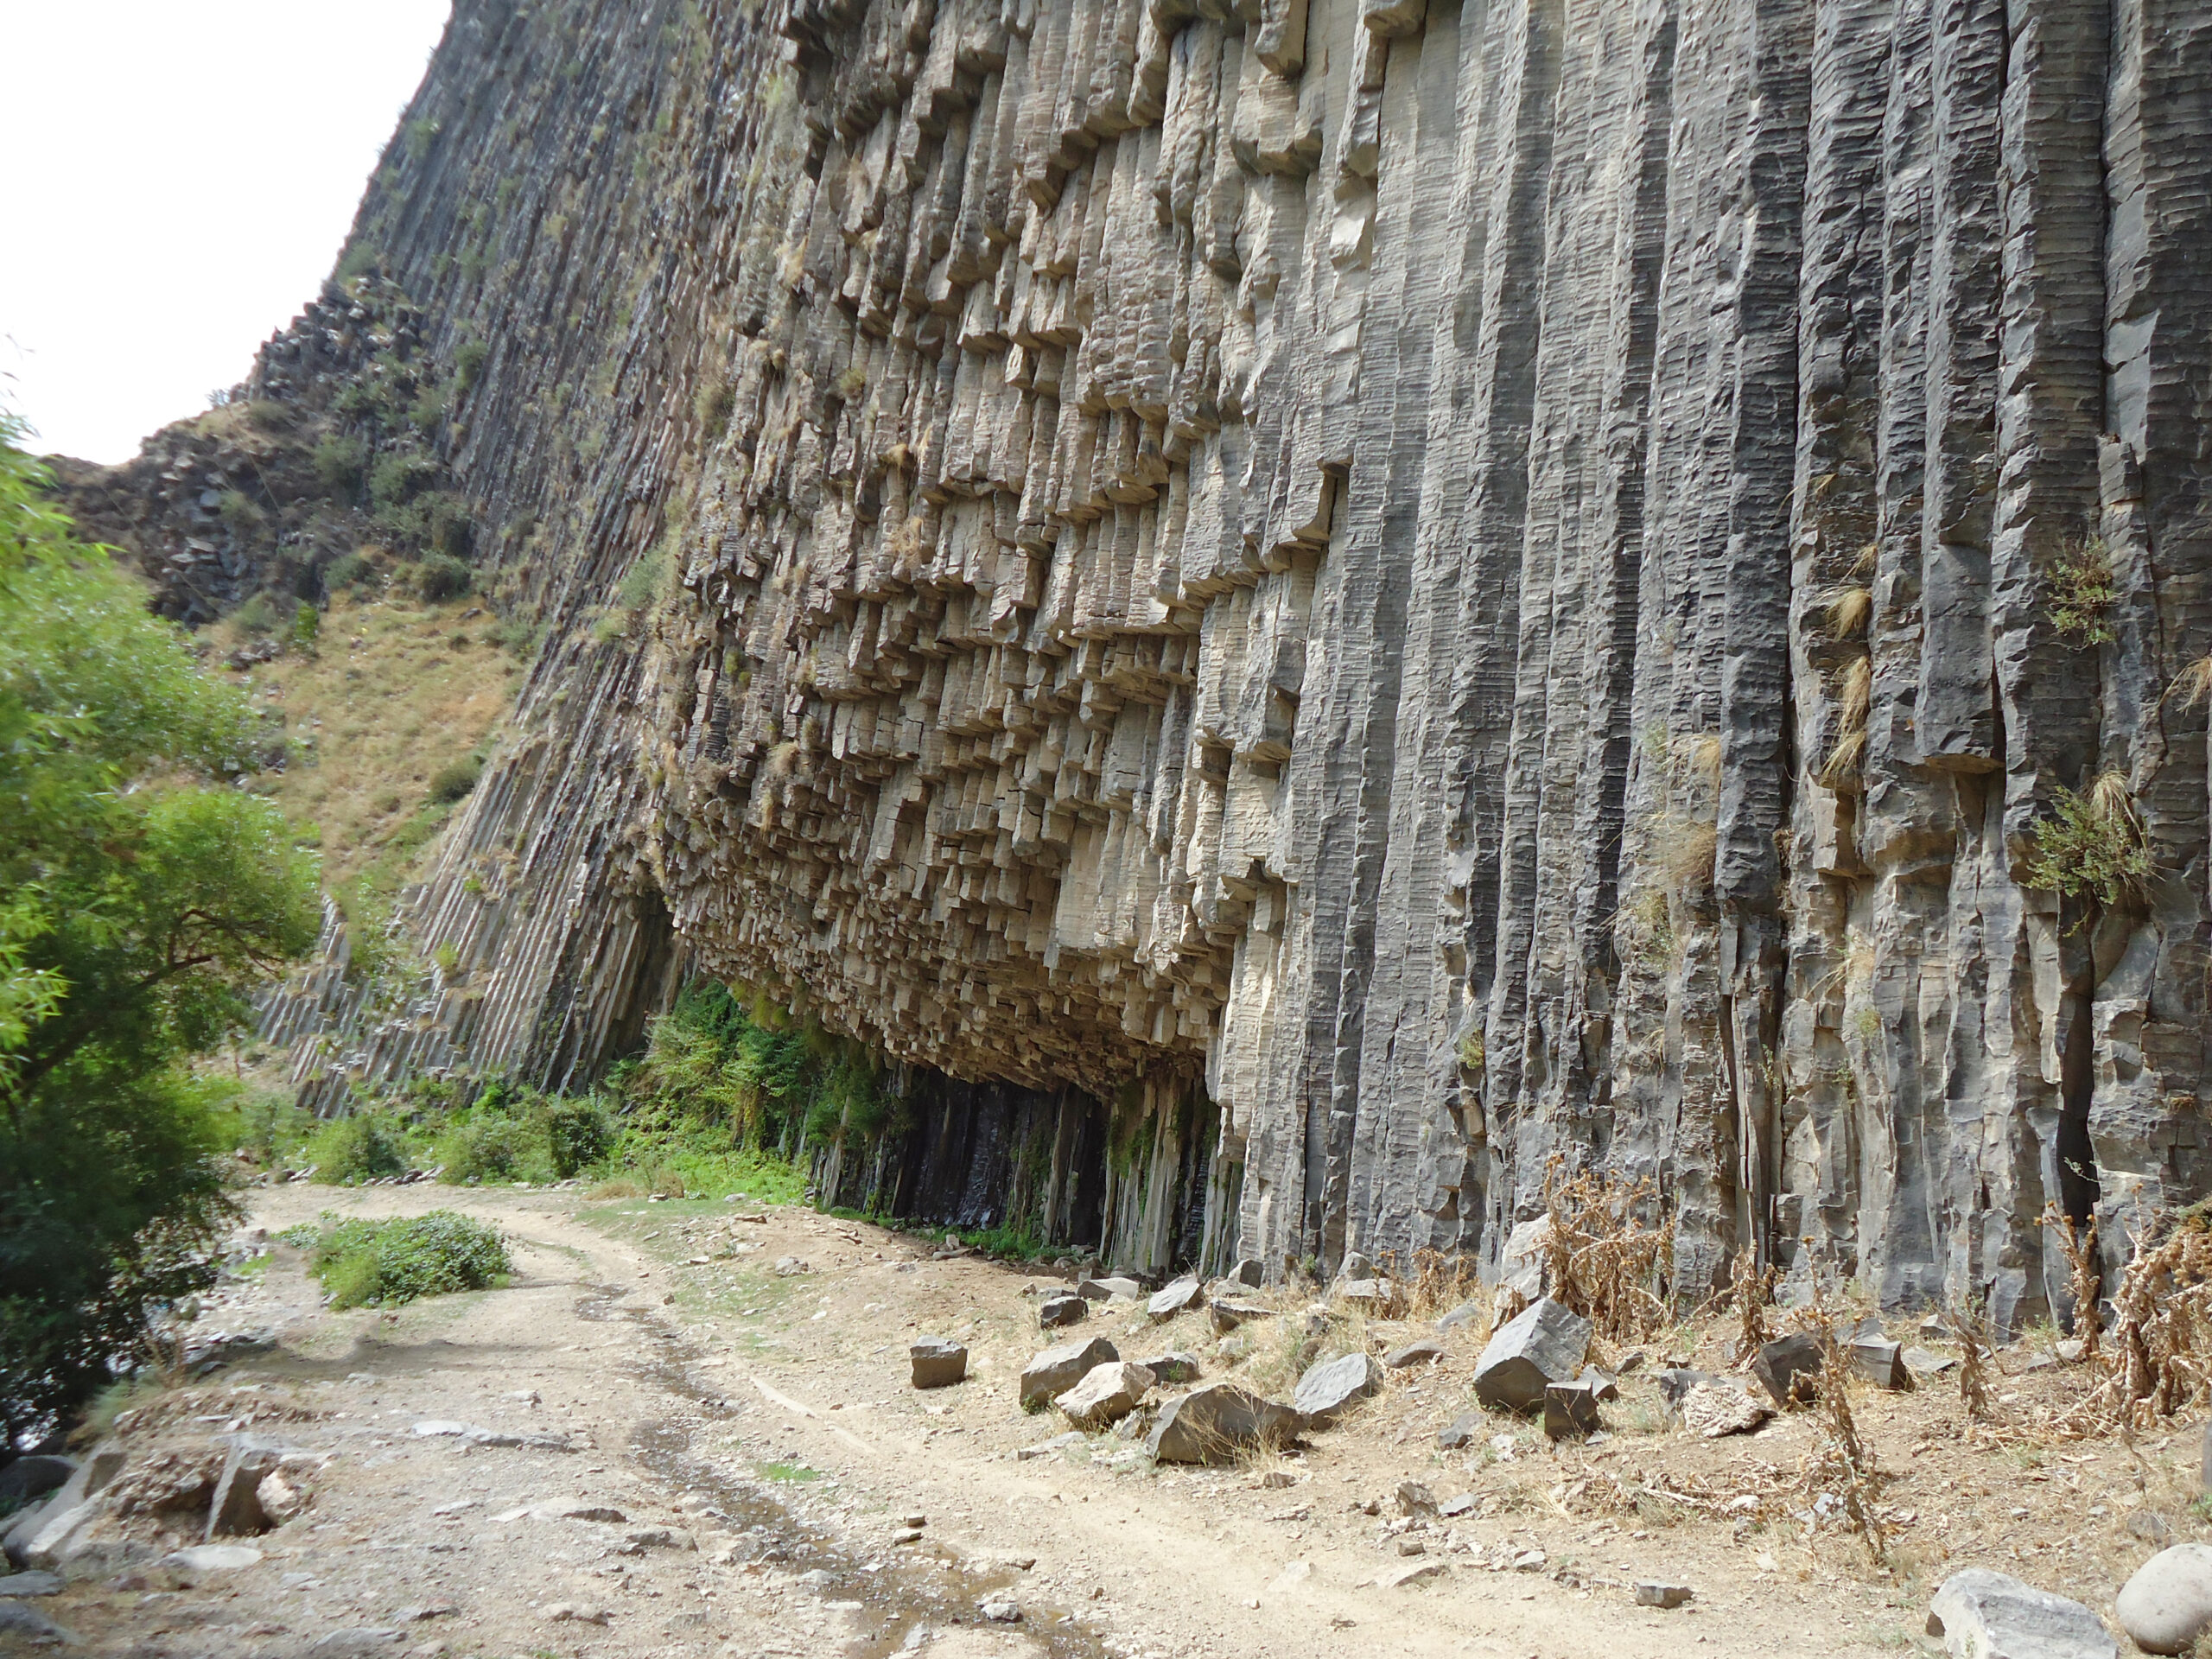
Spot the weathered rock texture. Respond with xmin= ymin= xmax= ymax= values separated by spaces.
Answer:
xmin=79 ymin=0 xmax=2212 ymax=1314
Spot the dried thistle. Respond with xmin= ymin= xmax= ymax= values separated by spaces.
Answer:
xmin=1538 ymin=1156 xmax=1674 ymax=1343
xmin=2044 ymin=1203 xmax=2101 ymax=1360
xmin=1797 ymin=1283 xmax=1886 ymax=1563
xmin=2059 ymin=1200 xmax=2212 ymax=1433
xmin=1950 ymin=1294 xmax=1998 ymax=1425
xmin=1729 ymin=1246 xmax=1780 ymax=1364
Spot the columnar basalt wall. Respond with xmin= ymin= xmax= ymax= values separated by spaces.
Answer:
xmin=156 ymin=0 xmax=2212 ymax=1312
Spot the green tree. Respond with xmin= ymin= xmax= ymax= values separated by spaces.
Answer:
xmin=0 ymin=416 xmax=321 ymax=1444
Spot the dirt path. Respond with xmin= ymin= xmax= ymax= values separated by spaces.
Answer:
xmin=16 ymin=1185 xmax=2196 ymax=1658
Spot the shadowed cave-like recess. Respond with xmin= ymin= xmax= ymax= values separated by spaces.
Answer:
xmin=126 ymin=0 xmax=2212 ymax=1312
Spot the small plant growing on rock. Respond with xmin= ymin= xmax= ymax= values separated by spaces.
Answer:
xmin=2019 ymin=771 xmax=2152 ymax=912
xmin=2046 ymin=536 xmax=2119 ymax=646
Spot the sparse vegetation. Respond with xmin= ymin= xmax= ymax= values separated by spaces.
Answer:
xmin=300 ymin=1210 xmax=509 ymax=1309
xmin=2019 ymin=772 xmax=2152 ymax=912
xmin=2046 ymin=536 xmax=2118 ymax=646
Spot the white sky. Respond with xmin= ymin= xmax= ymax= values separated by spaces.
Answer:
xmin=3 ymin=2 xmax=454 ymax=463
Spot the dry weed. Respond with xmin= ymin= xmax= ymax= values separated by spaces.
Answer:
xmin=1949 ymin=1296 xmax=1999 ymax=1426
xmin=1538 ymin=1158 xmax=1672 ymax=1343
xmin=1796 ymin=1285 xmax=1887 ymax=1563
xmin=2058 ymin=1201 xmax=2212 ymax=1433
xmin=1727 ymin=1246 xmax=1779 ymax=1363
xmin=1392 ymin=1248 xmax=1486 ymax=1327
xmin=2044 ymin=1204 xmax=2101 ymax=1359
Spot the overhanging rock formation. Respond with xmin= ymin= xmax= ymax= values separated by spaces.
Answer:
xmin=205 ymin=0 xmax=2212 ymax=1319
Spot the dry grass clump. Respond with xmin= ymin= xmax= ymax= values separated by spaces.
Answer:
xmin=1727 ymin=1246 xmax=1779 ymax=1363
xmin=1796 ymin=1286 xmax=1887 ymax=1562
xmin=1817 ymin=657 xmax=1873 ymax=788
xmin=2059 ymin=1202 xmax=2212 ymax=1433
xmin=1538 ymin=1159 xmax=1672 ymax=1342
xmin=1660 ymin=817 xmax=1719 ymax=899
xmin=1391 ymin=1248 xmax=1487 ymax=1326
xmin=2045 ymin=1204 xmax=2101 ymax=1359
xmin=1824 ymin=586 xmax=1872 ymax=640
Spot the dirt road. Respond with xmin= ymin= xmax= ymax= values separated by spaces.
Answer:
xmin=13 ymin=1184 xmax=2191 ymax=1658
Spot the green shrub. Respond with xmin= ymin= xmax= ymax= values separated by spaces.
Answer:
xmin=312 ymin=434 xmax=368 ymax=495
xmin=218 ymin=490 xmax=265 ymax=535
xmin=433 ymin=1109 xmax=547 ymax=1185
xmin=409 ymin=385 xmax=446 ymax=432
xmin=544 ymin=1096 xmax=612 ymax=1177
xmin=454 ymin=339 xmax=489 ymax=392
xmin=416 ymin=554 xmax=473 ymax=602
xmin=245 ymin=400 xmax=291 ymax=434
xmin=289 ymin=602 xmax=320 ymax=650
xmin=232 ymin=592 xmax=281 ymax=635
xmin=427 ymin=753 xmax=483 ymax=804
xmin=370 ymin=450 xmax=437 ymax=511
xmin=302 ymin=1211 xmax=508 ymax=1308
xmin=2048 ymin=537 xmax=2119 ymax=647
xmin=306 ymin=1109 xmax=413 ymax=1183
xmin=322 ymin=551 xmax=370 ymax=593
xmin=2021 ymin=772 xmax=2153 ymax=911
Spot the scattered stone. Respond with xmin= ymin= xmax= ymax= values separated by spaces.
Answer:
xmin=1146 ymin=1382 xmax=1300 ymax=1465
xmin=1147 ymin=1277 xmax=1205 ymax=1320
xmin=1211 ymin=1299 xmax=1275 ymax=1335
xmin=1268 ymin=1560 xmax=1313 ymax=1593
xmin=1473 ymin=1298 xmax=1592 ymax=1412
xmin=1038 ymin=1294 xmax=1088 ymax=1330
xmin=0 ymin=1602 xmax=71 ymax=1643
xmin=1387 ymin=1560 xmax=1448 ymax=1588
xmin=0 ymin=1458 xmax=73 ymax=1510
xmin=1617 ymin=1350 xmax=1648 ymax=1374
xmin=164 ymin=1543 xmax=263 ymax=1573
xmin=1654 ymin=1367 xmax=1717 ymax=1409
xmin=1229 ymin=1258 xmax=1265 ymax=1287
xmin=1385 ymin=1338 xmax=1446 ymax=1370
xmin=772 ymin=1256 xmax=810 ymax=1276
xmin=1542 ymin=1381 xmax=1601 ymax=1440
xmin=1439 ymin=1492 xmax=1477 ymax=1518
xmin=899 ymin=1512 xmax=927 ymax=1528
xmin=1513 ymin=1548 xmax=1548 ymax=1572
xmin=1135 ymin=1351 xmax=1200 ymax=1383
xmin=1336 ymin=1253 xmax=1376 ymax=1281
xmin=1336 ymin=1279 xmax=1398 ymax=1313
xmin=257 ymin=1469 xmax=312 ymax=1524
xmin=1436 ymin=1411 xmax=1484 ymax=1450
xmin=2119 ymin=1543 xmax=2212 ymax=1653
xmin=1020 ymin=1336 xmax=1120 ymax=1408
xmin=1395 ymin=1536 xmax=1427 ymax=1556
xmin=2132 ymin=1511 xmax=2175 ymax=1544
xmin=1577 ymin=1365 xmax=1620 ymax=1402
xmin=1077 ymin=1276 xmax=1143 ymax=1301
xmin=891 ymin=1528 xmax=924 ymax=1545
xmin=544 ymin=1604 xmax=611 ymax=1624
xmin=976 ymin=1594 xmax=1020 ymax=1622
xmin=1396 ymin=1481 xmax=1438 ymax=1516
xmin=910 ymin=1337 xmax=968 ymax=1389
xmin=1636 ymin=1581 xmax=1693 ymax=1609
xmin=1751 ymin=1333 xmax=1825 ymax=1405
xmin=1904 ymin=1346 xmax=1958 ymax=1376
xmin=1928 ymin=1568 xmax=2116 ymax=1659
xmin=1055 ymin=1362 xmax=1156 ymax=1430
xmin=560 ymin=1505 xmax=627 ymax=1522
xmin=0 ymin=1571 xmax=62 ymax=1597
xmin=1848 ymin=1337 xmax=1911 ymax=1389
xmin=1435 ymin=1300 xmax=1485 ymax=1333
xmin=408 ymin=1421 xmax=570 ymax=1451
xmin=1294 ymin=1351 xmax=1383 ymax=1427
xmin=2055 ymin=1338 xmax=2086 ymax=1363
xmin=1680 ymin=1382 xmax=1772 ymax=1439
xmin=1015 ymin=1432 xmax=1087 ymax=1462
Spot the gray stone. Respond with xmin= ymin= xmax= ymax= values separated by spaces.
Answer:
xmin=1436 ymin=1411 xmax=1484 ymax=1450
xmin=977 ymin=1593 xmax=1020 ymax=1622
xmin=1751 ymin=1333 xmax=1825 ymax=1406
xmin=1077 ymin=1276 xmax=1142 ymax=1301
xmin=1145 ymin=1383 xmax=1300 ymax=1465
xmin=0 ymin=1600 xmax=71 ymax=1642
xmin=1293 ymin=1351 xmax=1383 ymax=1427
xmin=1395 ymin=1480 xmax=1437 ymax=1516
xmin=1435 ymin=1300 xmax=1485 ymax=1334
xmin=1847 ymin=1337 xmax=1910 ymax=1389
xmin=1210 ymin=1299 xmax=1275 ymax=1335
xmin=1439 ymin=1491 xmax=1477 ymax=1517
xmin=1015 ymin=1432 xmax=1087 ymax=1461
xmin=1654 ymin=1367 xmax=1718 ymax=1408
xmin=1384 ymin=1338 xmax=1446 ymax=1369
xmin=1228 ymin=1258 xmax=1265 ymax=1288
xmin=1336 ymin=1253 xmax=1376 ymax=1282
xmin=0 ymin=1459 xmax=73 ymax=1509
xmin=1636 ymin=1581 xmax=1693 ymax=1609
xmin=1147 ymin=1277 xmax=1205 ymax=1320
xmin=164 ymin=1543 xmax=263 ymax=1572
xmin=1576 ymin=1365 xmax=1619 ymax=1402
xmin=1680 ymin=1382 xmax=1772 ymax=1439
xmin=1542 ymin=1381 xmax=1601 ymax=1440
xmin=1038 ymin=1293 xmax=1088 ymax=1329
xmin=1498 ymin=1217 xmax=1553 ymax=1302
xmin=1905 ymin=1346 xmax=1959 ymax=1376
xmin=2118 ymin=1543 xmax=2212 ymax=1655
xmin=0 ymin=1571 xmax=62 ymax=1597
xmin=1928 ymin=1569 xmax=2116 ymax=1658
xmin=1472 ymin=1299 xmax=1592 ymax=1412
xmin=909 ymin=1336 xmax=968 ymax=1389
xmin=1054 ymin=1362 xmax=1156 ymax=1429
xmin=1020 ymin=1336 xmax=1120 ymax=1408
xmin=1135 ymin=1351 xmax=1200 ymax=1383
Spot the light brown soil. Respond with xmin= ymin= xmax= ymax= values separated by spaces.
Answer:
xmin=19 ymin=1185 xmax=2207 ymax=1659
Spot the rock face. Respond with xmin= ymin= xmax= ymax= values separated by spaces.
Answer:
xmin=69 ymin=0 xmax=2211 ymax=1306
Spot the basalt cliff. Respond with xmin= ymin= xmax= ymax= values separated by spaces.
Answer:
xmin=64 ymin=0 xmax=2212 ymax=1325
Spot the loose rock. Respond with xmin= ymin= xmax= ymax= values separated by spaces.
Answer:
xmin=1928 ymin=1568 xmax=2116 ymax=1659
xmin=1038 ymin=1293 xmax=1089 ymax=1330
xmin=1436 ymin=1411 xmax=1484 ymax=1450
xmin=1146 ymin=1382 xmax=1300 ymax=1465
xmin=0 ymin=1571 xmax=62 ymax=1598
xmin=1636 ymin=1581 xmax=1693 ymax=1609
xmin=1020 ymin=1336 xmax=1120 ymax=1408
xmin=1055 ymin=1362 xmax=1156 ymax=1430
xmin=1542 ymin=1380 xmax=1601 ymax=1440
xmin=1077 ymin=1276 xmax=1142 ymax=1301
xmin=1680 ymin=1382 xmax=1772 ymax=1439
xmin=1751 ymin=1333 xmax=1824 ymax=1405
xmin=1135 ymin=1351 xmax=1200 ymax=1383
xmin=2117 ymin=1543 xmax=2212 ymax=1654
xmin=1293 ymin=1351 xmax=1383 ymax=1427
xmin=1472 ymin=1298 xmax=1592 ymax=1412
xmin=1210 ymin=1299 xmax=1275 ymax=1335
xmin=909 ymin=1336 xmax=968 ymax=1389
xmin=1848 ymin=1336 xmax=1911 ymax=1389
xmin=1396 ymin=1481 xmax=1438 ymax=1516
xmin=977 ymin=1594 xmax=1021 ymax=1623
xmin=1228 ymin=1258 xmax=1265 ymax=1288
xmin=1385 ymin=1338 xmax=1446 ymax=1370
xmin=1147 ymin=1277 xmax=1205 ymax=1320
xmin=1435 ymin=1300 xmax=1485 ymax=1334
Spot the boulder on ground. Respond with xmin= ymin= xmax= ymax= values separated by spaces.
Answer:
xmin=1336 ymin=1278 xmax=1399 ymax=1314
xmin=1146 ymin=1382 xmax=1300 ymax=1465
xmin=0 ymin=1458 xmax=73 ymax=1510
xmin=1751 ymin=1332 xmax=1824 ymax=1405
xmin=1681 ymin=1381 xmax=1771 ymax=1439
xmin=1294 ymin=1351 xmax=1383 ymax=1427
xmin=1020 ymin=1335 xmax=1120 ymax=1407
xmin=1135 ymin=1351 xmax=1200 ymax=1383
xmin=1577 ymin=1365 xmax=1619 ymax=1402
xmin=1335 ymin=1253 xmax=1376 ymax=1282
xmin=910 ymin=1336 xmax=969 ymax=1389
xmin=1038 ymin=1293 xmax=1089 ymax=1330
xmin=2118 ymin=1543 xmax=2212 ymax=1655
xmin=1848 ymin=1336 xmax=1910 ymax=1389
xmin=1211 ymin=1299 xmax=1274 ymax=1335
xmin=1385 ymin=1338 xmax=1446 ymax=1370
xmin=1435 ymin=1300 xmax=1485 ymax=1334
xmin=1395 ymin=1481 xmax=1437 ymax=1516
xmin=1472 ymin=1298 xmax=1591 ymax=1412
xmin=1636 ymin=1581 xmax=1693 ymax=1609
xmin=1542 ymin=1381 xmax=1600 ymax=1440
xmin=1228 ymin=1258 xmax=1265 ymax=1287
xmin=0 ymin=1601 xmax=71 ymax=1643
xmin=1077 ymin=1275 xmax=1143 ymax=1301
xmin=1147 ymin=1276 xmax=1205 ymax=1320
xmin=256 ymin=1470 xmax=311 ymax=1525
xmin=0 ymin=1571 xmax=61 ymax=1598
xmin=1056 ymin=1362 xmax=1157 ymax=1429
xmin=1498 ymin=1217 xmax=1553 ymax=1302
xmin=1927 ymin=1568 xmax=2116 ymax=1659
xmin=207 ymin=1437 xmax=289 ymax=1539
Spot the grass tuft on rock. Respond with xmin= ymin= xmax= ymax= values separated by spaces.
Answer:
xmin=300 ymin=1211 xmax=512 ymax=1309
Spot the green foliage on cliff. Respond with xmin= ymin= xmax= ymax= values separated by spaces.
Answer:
xmin=0 ymin=417 xmax=321 ymax=1441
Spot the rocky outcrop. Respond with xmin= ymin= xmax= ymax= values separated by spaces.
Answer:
xmin=71 ymin=0 xmax=2212 ymax=1315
